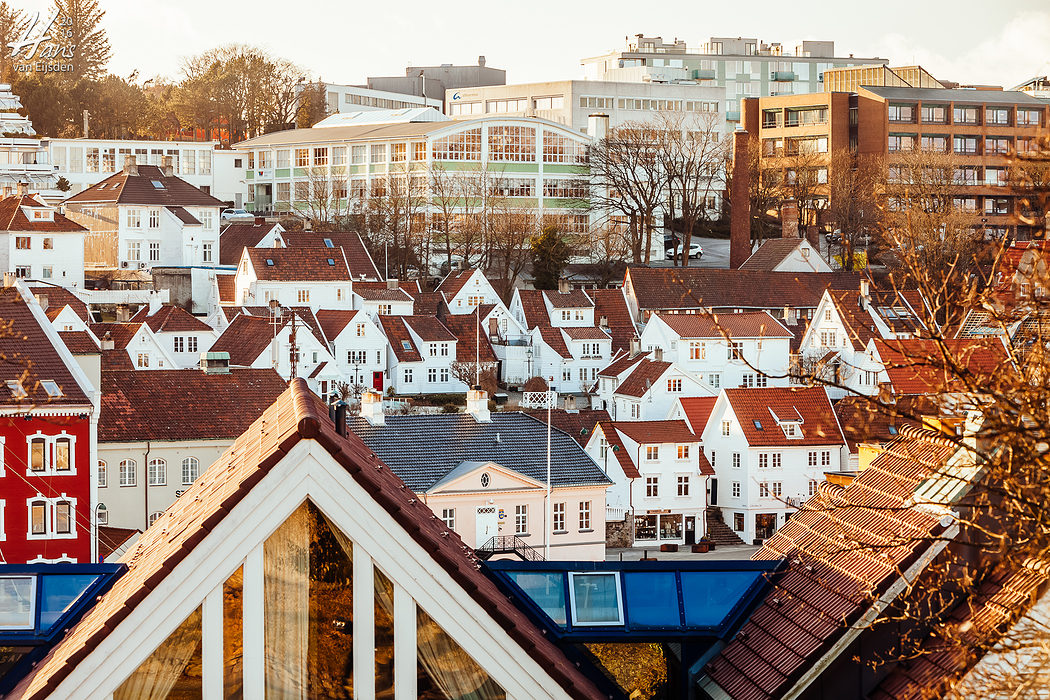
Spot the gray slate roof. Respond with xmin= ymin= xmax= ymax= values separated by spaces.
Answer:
xmin=861 ymin=85 xmax=1047 ymax=106
xmin=346 ymin=412 xmax=613 ymax=492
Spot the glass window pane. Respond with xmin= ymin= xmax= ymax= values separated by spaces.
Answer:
xmin=39 ymin=574 xmax=98 ymax=629
xmin=417 ymin=606 xmax=506 ymax=699
xmin=680 ymin=571 xmax=763 ymax=628
xmin=0 ymin=577 xmax=35 ymax=629
xmin=30 ymin=439 xmax=45 ymax=470
xmin=506 ymin=571 xmax=567 ymax=626
xmin=55 ymin=439 xmax=70 ymax=470
xmin=623 ymin=573 xmax=680 ymax=627
xmin=115 ymin=606 xmax=202 ymax=699
xmin=374 ymin=568 xmax=394 ymax=697
xmin=223 ymin=566 xmax=243 ymax=698
xmin=570 ymin=573 xmax=622 ymax=625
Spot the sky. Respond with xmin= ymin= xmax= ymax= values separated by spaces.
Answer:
xmin=37 ymin=0 xmax=1050 ymax=88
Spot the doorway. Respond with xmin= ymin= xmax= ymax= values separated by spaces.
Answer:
xmin=475 ymin=506 xmax=499 ymax=547
xmin=755 ymin=513 xmax=778 ymax=541
xmin=372 ymin=371 xmax=384 ymax=391
xmin=684 ymin=516 xmax=696 ymax=545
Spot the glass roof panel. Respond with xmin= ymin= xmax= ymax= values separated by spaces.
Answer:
xmin=681 ymin=571 xmax=763 ymax=628
xmin=624 ymin=572 xmax=680 ymax=627
xmin=506 ymin=570 xmax=567 ymax=627
xmin=39 ymin=575 xmax=101 ymax=631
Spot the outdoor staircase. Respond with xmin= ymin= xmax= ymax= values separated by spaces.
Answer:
xmin=705 ymin=507 xmax=747 ymax=547
xmin=475 ymin=535 xmax=545 ymax=562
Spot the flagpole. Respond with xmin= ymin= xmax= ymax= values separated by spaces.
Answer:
xmin=545 ymin=381 xmax=552 ymax=559
xmin=475 ymin=304 xmax=480 ymax=387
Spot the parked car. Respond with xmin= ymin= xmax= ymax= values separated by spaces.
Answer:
xmin=825 ymin=232 xmax=841 ymax=244
xmin=672 ymin=242 xmax=704 ymax=259
xmin=221 ymin=208 xmax=255 ymax=223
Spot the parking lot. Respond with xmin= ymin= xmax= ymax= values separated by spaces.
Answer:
xmin=651 ymin=237 xmax=731 ymax=269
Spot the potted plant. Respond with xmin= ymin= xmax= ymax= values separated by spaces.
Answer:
xmin=692 ymin=539 xmax=710 ymax=554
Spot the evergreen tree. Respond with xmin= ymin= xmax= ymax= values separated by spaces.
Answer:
xmin=530 ymin=224 xmax=570 ymax=290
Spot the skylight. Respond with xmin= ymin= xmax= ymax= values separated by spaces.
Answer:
xmin=40 ymin=380 xmax=62 ymax=398
xmin=323 ymin=238 xmax=334 ymax=248
xmin=151 ymin=180 xmax=165 ymax=189
xmin=753 ymin=420 xmax=763 ymax=430
xmin=6 ymin=380 xmax=26 ymax=398
xmin=327 ymin=258 xmax=335 ymax=266
xmin=401 ymin=340 xmax=412 ymax=351
xmin=266 ymin=259 xmax=274 ymax=266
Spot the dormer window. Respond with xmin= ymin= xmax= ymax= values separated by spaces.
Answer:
xmin=781 ymin=422 xmax=803 ymax=439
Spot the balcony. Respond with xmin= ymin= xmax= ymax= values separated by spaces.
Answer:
xmin=693 ymin=69 xmax=716 ymax=80
xmin=771 ymin=71 xmax=797 ymax=82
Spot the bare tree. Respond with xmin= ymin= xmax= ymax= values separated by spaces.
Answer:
xmin=450 ymin=360 xmax=499 ymax=394
xmin=826 ymin=151 xmax=883 ymax=271
xmin=296 ymin=166 xmax=349 ymax=230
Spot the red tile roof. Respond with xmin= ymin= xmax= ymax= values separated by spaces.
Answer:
xmin=379 ymin=316 xmax=422 ymax=362
xmin=246 ymin=246 xmax=352 ymax=282
xmin=166 ymin=206 xmax=200 ymax=225
xmin=219 ymin=222 xmax=278 ymax=265
xmin=543 ymin=289 xmax=593 ymax=308
xmin=723 ymin=387 xmax=844 ymax=447
xmin=216 ymin=273 xmax=236 ymax=303
xmin=597 ymin=352 xmax=647 ymax=378
xmin=436 ymin=268 xmax=476 ymax=298
xmin=441 ymin=313 xmax=498 ymax=362
xmin=29 ymin=285 xmax=91 ymax=323
xmin=130 ymin=304 xmax=212 ymax=333
xmin=88 ymin=322 xmax=142 ymax=350
xmin=96 ymin=526 xmax=139 ymax=560
xmin=99 ymin=368 xmax=287 ymax=442
xmin=0 ymin=195 xmax=86 ymax=232
xmin=208 ymin=315 xmax=279 ymax=366
xmin=352 ymin=281 xmax=415 ymax=303
xmin=656 ymin=311 xmax=795 ymax=339
xmin=409 ymin=291 xmax=446 ymax=315
xmin=626 ymin=267 xmax=861 ymax=312
xmin=64 ymin=164 xmax=225 ymax=207
xmin=280 ymin=231 xmax=382 ymax=280
xmin=833 ymin=394 xmax=928 ymax=453
xmin=595 ymin=421 xmax=639 ymax=478
xmin=706 ymin=425 xmax=960 ymax=699
xmin=0 ymin=287 xmax=91 ymax=408
xmin=11 ymin=380 xmax=605 ymax=700
xmin=58 ymin=330 xmax=99 ymax=354
xmin=675 ymin=396 xmax=718 ymax=435
xmin=738 ymin=238 xmax=810 ymax=270
xmin=518 ymin=408 xmax=611 ymax=445
xmin=561 ymin=326 xmax=611 ymax=340
xmin=614 ymin=359 xmax=673 ymax=397
xmin=539 ymin=326 xmax=572 ymax=359
xmin=314 ymin=309 xmax=361 ymax=341
xmin=517 ymin=289 xmax=551 ymax=328
xmin=610 ymin=420 xmax=698 ymax=445
xmin=403 ymin=315 xmax=456 ymax=342
xmin=591 ymin=289 xmax=638 ymax=354
xmin=874 ymin=337 xmax=1010 ymax=395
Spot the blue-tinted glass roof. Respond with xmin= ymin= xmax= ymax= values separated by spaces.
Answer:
xmin=485 ymin=559 xmax=783 ymax=642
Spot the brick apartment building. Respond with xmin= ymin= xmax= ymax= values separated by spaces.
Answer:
xmin=742 ymin=84 xmax=1050 ymax=239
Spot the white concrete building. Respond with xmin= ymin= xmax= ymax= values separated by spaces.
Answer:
xmin=316 ymin=309 xmax=390 ymax=395
xmin=91 ymin=321 xmax=179 ymax=370
xmin=0 ymin=192 xmax=86 ymax=287
xmin=320 ymin=82 xmax=442 ymax=113
xmin=601 ymin=356 xmax=713 ymax=420
xmin=379 ymin=315 xmax=460 ymax=395
xmin=128 ymin=304 xmax=218 ymax=370
xmin=63 ymin=159 xmax=224 ymax=272
xmin=639 ymin=311 xmax=793 ymax=390
xmin=587 ymin=419 xmax=711 ymax=546
xmin=234 ymin=246 xmax=353 ymax=310
xmin=738 ymin=237 xmax=831 ymax=273
xmin=700 ymin=386 xmax=845 ymax=544
xmin=47 ymin=137 xmax=221 ymax=195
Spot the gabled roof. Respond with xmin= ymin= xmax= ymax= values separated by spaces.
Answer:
xmin=0 ymin=195 xmax=85 ymax=232
xmin=591 ymin=288 xmax=638 ymax=354
xmin=723 ymin=387 xmax=844 ymax=447
xmin=675 ymin=396 xmax=718 ymax=435
xmin=129 ymin=304 xmax=212 ymax=333
xmin=874 ymin=337 xmax=1010 ymax=395
xmin=409 ymin=290 xmax=446 ymax=315
xmin=595 ymin=421 xmax=639 ymax=478
xmin=378 ymin=315 xmax=422 ymax=362
xmin=29 ymin=285 xmax=90 ymax=323
xmin=543 ymin=289 xmax=593 ymax=308
xmin=347 ymin=412 xmax=613 ymax=491
xmin=597 ymin=352 xmax=647 ymax=378
xmin=561 ymin=326 xmax=611 ymax=341
xmin=99 ymin=368 xmax=287 ymax=442
xmin=739 ymin=238 xmax=811 ymax=270
xmin=165 ymin=206 xmax=200 ymax=225
xmin=403 ymin=315 xmax=456 ymax=342
xmin=0 ymin=286 xmax=91 ymax=408
xmin=655 ymin=311 xmax=794 ymax=339
xmin=626 ymin=267 xmax=861 ymax=311
xmin=441 ymin=313 xmax=497 ymax=362
xmin=88 ymin=322 xmax=142 ymax=350
xmin=313 ymin=309 xmax=361 ymax=341
xmin=705 ymin=425 xmax=961 ymax=699
xmin=208 ymin=315 xmax=279 ymax=366
xmin=539 ymin=326 xmax=572 ymax=359
xmin=516 ymin=289 xmax=551 ymax=328
xmin=436 ymin=268 xmax=477 ymax=298
xmin=10 ymin=380 xmax=605 ymax=700
xmin=64 ymin=164 xmax=225 ymax=207
xmin=244 ymin=246 xmax=352 ymax=282
xmin=614 ymin=358 xmax=672 ymax=397
xmin=215 ymin=273 xmax=236 ymax=304
xmin=57 ymin=331 xmax=99 ymax=354
xmin=351 ymin=281 xmax=414 ymax=303
xmin=517 ymin=408 xmax=610 ymax=445
xmin=609 ymin=419 xmax=698 ymax=445
xmin=834 ymin=394 xmax=928 ymax=453
xmin=280 ymin=231 xmax=382 ymax=280
xmin=219 ymin=221 xmax=277 ymax=265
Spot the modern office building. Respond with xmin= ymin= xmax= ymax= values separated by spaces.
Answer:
xmin=820 ymin=64 xmax=944 ymax=93
xmin=445 ymin=79 xmax=725 ymax=134
xmin=319 ymin=83 xmax=442 ymax=114
xmin=742 ymin=86 xmax=1050 ymax=239
xmin=1012 ymin=75 xmax=1050 ymax=99
xmin=581 ymin=35 xmax=886 ymax=127
xmin=367 ymin=57 xmax=507 ymax=104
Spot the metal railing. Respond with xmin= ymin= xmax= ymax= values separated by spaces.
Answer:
xmin=476 ymin=535 xmax=545 ymax=562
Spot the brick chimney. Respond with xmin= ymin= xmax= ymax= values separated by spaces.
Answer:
xmin=729 ymin=128 xmax=751 ymax=269
xmin=16 ymin=181 xmax=27 ymax=197
xmin=806 ymin=225 xmax=820 ymax=249
xmin=161 ymin=156 xmax=174 ymax=177
xmin=123 ymin=155 xmax=138 ymax=176
xmin=116 ymin=304 xmax=130 ymax=322
xmin=781 ymin=199 xmax=799 ymax=238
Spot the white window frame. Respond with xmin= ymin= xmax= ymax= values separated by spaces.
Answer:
xmin=568 ymin=571 xmax=624 ymax=627
xmin=25 ymin=432 xmax=76 ymax=476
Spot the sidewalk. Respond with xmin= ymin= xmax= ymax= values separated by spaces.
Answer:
xmin=606 ymin=544 xmax=761 ymax=562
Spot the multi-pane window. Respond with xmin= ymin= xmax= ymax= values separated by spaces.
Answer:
xmin=148 ymin=458 xmax=166 ymax=486
xmin=543 ymin=179 xmax=589 ymax=199
xmin=136 ymin=353 xmax=149 ymax=368
xmin=677 ymin=476 xmax=689 ymax=496
xmin=986 ymin=136 xmax=1012 ymax=155
xmin=181 ymin=457 xmax=199 ymax=485
xmin=646 ymin=477 xmax=659 ymax=497
xmin=202 ymin=243 xmax=213 ymax=264
xmin=809 ymin=479 xmax=819 ymax=496
xmin=30 ymin=501 xmax=46 ymax=535
xmin=732 ymin=481 xmax=741 ymax=498
xmin=759 ymin=453 xmax=768 ymax=469
xmin=772 ymin=453 xmax=782 ymax=468
xmin=578 ymin=501 xmax=591 ymax=530
xmin=953 ymin=106 xmax=980 ymax=124
xmin=313 ymin=148 xmax=328 ymax=166
xmin=1018 ymin=109 xmax=1042 ymax=127
xmin=412 ymin=142 xmax=427 ymax=161
xmin=553 ymin=502 xmax=566 ymax=531
xmin=759 ymin=481 xmax=770 ymax=498
xmin=542 ymin=132 xmax=585 ymax=163
xmin=920 ymin=104 xmax=947 ymax=123
xmin=98 ymin=460 xmax=107 ymax=487
xmin=441 ymin=508 xmax=455 ymax=529
xmin=149 ymin=242 xmax=160 ymax=262
xmin=887 ymin=103 xmax=916 ymax=122
xmin=888 ymin=134 xmax=916 ymax=152
xmin=514 ymin=505 xmax=528 ymax=535
xmin=727 ymin=342 xmax=743 ymax=360
xmin=646 ymin=446 xmax=659 ymax=460
xmin=370 ymin=144 xmax=386 ymax=163
xmin=488 ymin=126 xmax=536 ymax=162
xmin=666 ymin=378 xmax=682 ymax=392
xmin=148 ymin=209 xmax=160 ymax=228
xmin=295 ymin=149 xmax=309 ymax=167
xmin=771 ymin=482 xmax=783 ymax=497
xmin=953 ymin=135 xmax=980 ymax=155
xmin=403 ymin=368 xmax=413 ymax=383
xmin=428 ymin=368 xmax=438 ymax=383
xmin=920 ymin=135 xmax=948 ymax=152
xmin=677 ymin=445 xmax=689 ymax=459
xmin=721 ymin=420 xmax=731 ymax=436
xmin=119 ymin=459 xmax=137 ymax=486
xmin=732 ymin=453 xmax=741 ymax=469
xmin=440 ymin=368 xmax=449 ymax=383
xmin=392 ymin=143 xmax=407 ymax=162
xmin=127 ymin=209 xmax=142 ymax=228
xmin=297 ymin=289 xmax=310 ymax=303
xmin=127 ymin=240 xmax=141 ymax=262
xmin=821 ymin=451 xmax=831 ymax=467
xmin=986 ymin=106 xmax=1011 ymax=126
xmin=689 ymin=342 xmax=705 ymax=360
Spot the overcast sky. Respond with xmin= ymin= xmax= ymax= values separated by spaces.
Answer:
xmin=86 ymin=0 xmax=1050 ymax=88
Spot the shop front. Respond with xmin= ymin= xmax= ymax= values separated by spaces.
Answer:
xmin=634 ymin=511 xmax=684 ymax=544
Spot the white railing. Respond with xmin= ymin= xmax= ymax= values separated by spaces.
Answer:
xmin=606 ymin=506 xmax=630 ymax=522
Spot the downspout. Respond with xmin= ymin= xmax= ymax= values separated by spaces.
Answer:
xmin=143 ymin=440 xmax=150 ymax=530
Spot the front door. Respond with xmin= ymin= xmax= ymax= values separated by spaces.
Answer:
xmin=475 ymin=506 xmax=499 ymax=547
xmin=684 ymin=516 xmax=696 ymax=545
xmin=372 ymin=371 xmax=384 ymax=391
xmin=710 ymin=478 xmax=718 ymax=505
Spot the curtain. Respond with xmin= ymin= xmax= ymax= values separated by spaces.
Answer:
xmin=264 ymin=504 xmax=310 ymax=699
xmin=114 ymin=607 xmax=202 ymax=700
xmin=416 ymin=607 xmax=506 ymax=700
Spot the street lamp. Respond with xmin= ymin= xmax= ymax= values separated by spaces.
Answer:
xmin=93 ymin=503 xmax=108 ymax=563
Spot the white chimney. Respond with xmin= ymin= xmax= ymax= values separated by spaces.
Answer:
xmin=148 ymin=294 xmax=161 ymax=316
xmin=783 ymin=306 xmax=797 ymax=325
xmin=587 ymin=113 xmax=610 ymax=140
xmin=466 ymin=387 xmax=491 ymax=423
xmin=360 ymin=390 xmax=385 ymax=426
xmin=859 ymin=279 xmax=871 ymax=311
xmin=124 ymin=154 xmax=138 ymax=176
xmin=100 ymin=331 xmax=115 ymax=351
